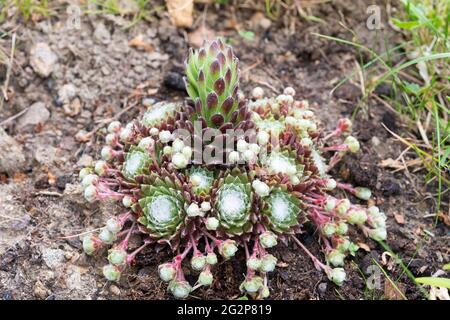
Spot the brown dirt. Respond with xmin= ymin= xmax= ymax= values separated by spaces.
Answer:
xmin=0 ymin=0 xmax=448 ymax=300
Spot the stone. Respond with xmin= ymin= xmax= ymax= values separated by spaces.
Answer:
xmin=41 ymin=247 xmax=65 ymax=269
xmin=29 ymin=43 xmax=58 ymax=77
xmin=18 ymin=102 xmax=50 ymax=130
xmin=93 ymin=22 xmax=111 ymax=45
xmin=0 ymin=128 xmax=26 ymax=175
xmin=57 ymin=84 xmax=77 ymax=105
xmin=34 ymin=280 xmax=49 ymax=299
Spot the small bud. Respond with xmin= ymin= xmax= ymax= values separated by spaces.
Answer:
xmin=260 ymin=254 xmax=277 ymax=273
xmin=246 ymin=256 xmax=262 ymax=270
xmin=237 ymin=139 xmax=248 ymax=152
xmin=329 ymin=268 xmax=346 ymax=286
xmin=259 ymin=231 xmax=278 ymax=248
xmin=200 ymin=202 xmax=211 ymax=212
xmin=324 ymin=178 xmax=337 ymax=190
xmin=355 ymin=187 xmax=371 ymax=200
xmin=283 ymin=87 xmax=296 ymax=96
xmin=300 ymin=137 xmax=313 ymax=147
xmin=190 ymin=175 xmax=201 ymax=186
xmin=158 ymin=130 xmax=172 ymax=143
xmin=295 ymin=119 xmax=311 ymax=131
xmin=336 ymin=222 xmax=348 ymax=235
xmin=324 ymin=197 xmax=337 ymax=211
xmin=158 ymin=263 xmax=177 ymax=282
xmin=172 ymin=138 xmax=185 ymax=153
xmin=119 ymin=127 xmax=133 ymax=142
xmin=205 ymin=217 xmax=219 ymax=230
xmin=138 ymin=137 xmax=154 ymax=149
xmin=327 ymin=250 xmax=345 ymax=267
xmin=337 ymin=239 xmax=351 ymax=253
xmin=285 ymin=165 xmax=297 ymax=176
xmin=336 ymin=199 xmax=350 ymax=216
xmin=79 ymin=168 xmax=92 ymax=180
xmin=94 ymin=160 xmax=108 ymax=176
xmin=368 ymin=206 xmax=380 ymax=216
xmin=249 ymin=143 xmax=260 ymax=154
xmin=198 ymin=269 xmax=213 ymax=286
xmin=105 ymin=133 xmax=117 ymax=146
xmin=347 ymin=209 xmax=367 ymax=225
xmin=122 ymin=195 xmax=134 ymax=208
xmin=99 ymin=228 xmax=116 ymax=244
xmin=322 ymin=223 xmax=336 ymax=237
xmin=108 ymin=247 xmax=127 ymax=265
xmin=182 ymin=146 xmax=192 ymax=159
xmin=228 ymin=151 xmax=240 ymax=164
xmin=191 ymin=254 xmax=206 ymax=271
xmin=101 ymin=146 xmax=115 ymax=161
xmin=149 ymin=127 xmax=159 ymax=136
xmin=107 ymin=121 xmax=122 ymax=133
xmin=82 ymin=174 xmax=98 ymax=188
xmin=218 ymin=240 xmax=238 ymax=259
xmin=261 ymin=286 xmax=270 ymax=298
xmin=243 ymin=276 xmax=263 ymax=293
xmin=290 ymin=176 xmax=300 ymax=185
xmin=257 ymin=131 xmax=270 ymax=145
xmin=206 ymin=252 xmax=218 ymax=265
xmin=252 ymin=87 xmax=264 ymax=99
xmin=103 ymin=264 xmax=121 ymax=282
xmin=172 ymin=153 xmax=188 ymax=169
xmin=285 ymin=116 xmax=296 ymax=126
xmin=83 ymin=235 xmax=100 ymax=255
xmin=252 ymin=180 xmax=270 ymax=197
xmin=84 ymin=185 xmax=97 ymax=202
xmin=163 ymin=146 xmax=173 ymax=156
xmin=344 ymin=136 xmax=360 ymax=153
xmin=338 ymin=118 xmax=352 ymax=133
xmin=242 ymin=149 xmax=256 ymax=162
xmin=169 ymin=280 xmax=192 ymax=299
xmin=371 ymin=216 xmax=386 ymax=229
xmin=368 ymin=228 xmax=387 ymax=241
xmin=106 ymin=217 xmax=122 ymax=234
xmin=187 ymin=203 xmax=202 ymax=217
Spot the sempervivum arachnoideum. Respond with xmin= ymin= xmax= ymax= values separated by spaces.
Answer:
xmin=78 ymin=39 xmax=387 ymax=299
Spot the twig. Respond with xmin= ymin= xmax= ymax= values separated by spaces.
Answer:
xmin=58 ymin=227 xmax=103 ymax=240
xmin=0 ymin=107 xmax=29 ymax=127
xmin=35 ymin=191 xmax=63 ymax=197
xmin=1 ymin=33 xmax=16 ymax=111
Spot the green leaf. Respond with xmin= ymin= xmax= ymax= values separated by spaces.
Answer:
xmin=236 ymin=295 xmax=249 ymax=300
xmin=391 ymin=18 xmax=420 ymax=30
xmin=403 ymin=81 xmax=421 ymax=95
xmin=416 ymin=277 xmax=450 ymax=289
xmin=238 ymin=31 xmax=255 ymax=42
xmin=443 ymin=264 xmax=450 ymax=271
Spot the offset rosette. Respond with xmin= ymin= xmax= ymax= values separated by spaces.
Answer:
xmin=142 ymin=102 xmax=178 ymax=129
xmin=135 ymin=173 xmax=186 ymax=239
xmin=261 ymin=187 xmax=302 ymax=233
xmin=121 ymin=146 xmax=151 ymax=180
xmin=212 ymin=170 xmax=254 ymax=235
xmin=183 ymin=39 xmax=251 ymax=130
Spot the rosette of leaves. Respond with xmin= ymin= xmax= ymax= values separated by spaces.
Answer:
xmin=212 ymin=169 xmax=254 ymax=235
xmin=261 ymin=187 xmax=303 ymax=233
xmin=188 ymin=167 xmax=214 ymax=197
xmin=134 ymin=172 xmax=187 ymax=240
xmin=181 ymin=39 xmax=252 ymax=131
xmin=121 ymin=146 xmax=151 ymax=180
xmin=142 ymin=102 xmax=178 ymax=129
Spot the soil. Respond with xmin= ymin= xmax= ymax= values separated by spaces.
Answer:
xmin=0 ymin=0 xmax=448 ymax=300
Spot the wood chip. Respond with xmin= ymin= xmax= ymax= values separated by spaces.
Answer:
xmin=128 ymin=34 xmax=154 ymax=52
xmin=384 ymin=280 xmax=406 ymax=300
xmin=165 ymin=0 xmax=193 ymax=28
xmin=357 ymin=242 xmax=371 ymax=252
xmin=394 ymin=212 xmax=405 ymax=224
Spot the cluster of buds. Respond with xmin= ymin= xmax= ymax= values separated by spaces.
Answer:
xmin=77 ymin=39 xmax=388 ymax=299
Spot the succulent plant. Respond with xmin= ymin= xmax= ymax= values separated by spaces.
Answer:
xmin=78 ymin=39 xmax=387 ymax=299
